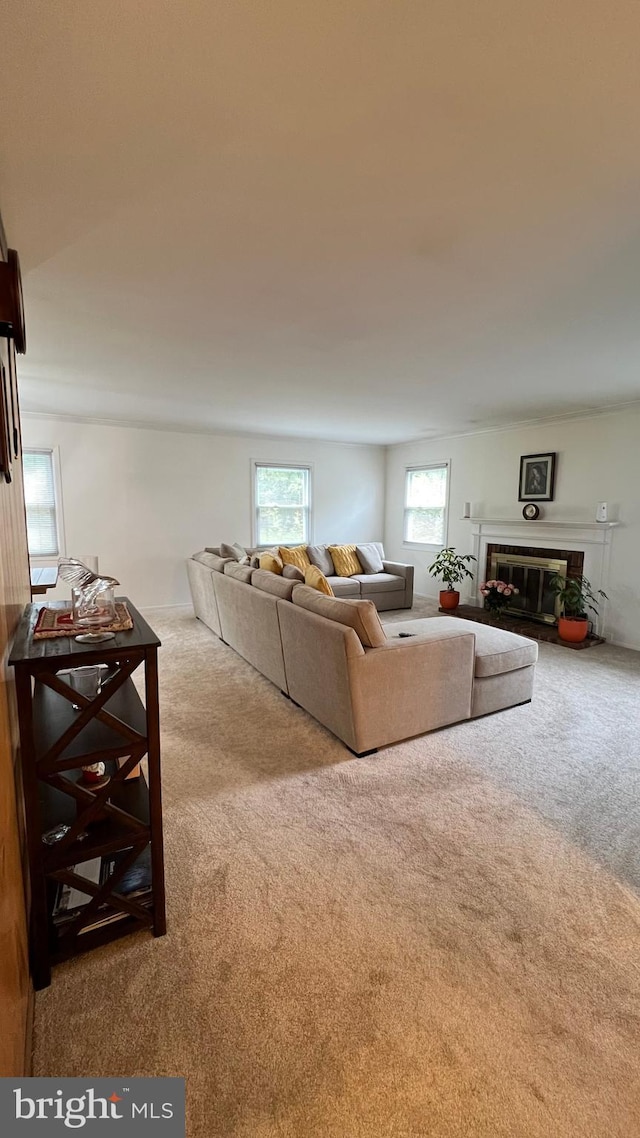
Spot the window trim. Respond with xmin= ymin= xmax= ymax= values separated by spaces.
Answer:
xmin=251 ymin=460 xmax=314 ymax=548
xmin=402 ymin=461 xmax=450 ymax=550
xmin=23 ymin=446 xmax=66 ymax=565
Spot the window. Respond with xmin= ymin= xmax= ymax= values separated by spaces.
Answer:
xmin=23 ymin=449 xmax=63 ymax=559
xmin=403 ymin=463 xmax=449 ymax=546
xmin=253 ymin=463 xmax=312 ymax=546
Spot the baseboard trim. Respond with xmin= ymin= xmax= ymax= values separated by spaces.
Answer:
xmin=140 ymin=602 xmax=193 ymax=612
xmin=607 ymin=637 xmax=640 ymax=652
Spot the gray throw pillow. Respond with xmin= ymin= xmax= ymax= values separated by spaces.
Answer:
xmin=307 ymin=544 xmax=334 ymax=576
xmin=356 ymin=543 xmax=384 ymax=574
xmin=282 ymin=564 xmax=305 ymax=582
xmin=220 ymin=541 xmax=248 ymax=563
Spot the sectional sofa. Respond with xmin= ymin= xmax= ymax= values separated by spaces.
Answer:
xmin=186 ymin=551 xmax=538 ymax=754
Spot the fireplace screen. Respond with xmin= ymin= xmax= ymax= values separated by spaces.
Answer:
xmin=488 ymin=553 xmax=568 ymax=624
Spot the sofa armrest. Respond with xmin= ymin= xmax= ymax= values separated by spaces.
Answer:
xmin=186 ymin=558 xmax=223 ymax=638
xmin=382 ymin=560 xmax=412 ymax=578
xmin=382 ymin=560 xmax=414 ymax=607
xmin=347 ymin=629 xmax=474 ymax=751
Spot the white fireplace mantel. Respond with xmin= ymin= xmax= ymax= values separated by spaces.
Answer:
xmin=464 ymin=518 xmax=620 ymax=636
xmin=468 ymin=518 xmax=619 ymax=534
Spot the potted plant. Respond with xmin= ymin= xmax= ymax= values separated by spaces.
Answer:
xmin=549 ymin=573 xmax=608 ymax=643
xmin=428 ymin=547 xmax=476 ymax=610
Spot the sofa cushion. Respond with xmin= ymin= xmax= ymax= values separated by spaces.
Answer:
xmin=307 ymin=544 xmax=334 ymax=576
xmin=356 ymin=543 xmax=384 ymax=574
xmin=251 ymin=568 xmax=297 ymax=600
xmin=328 ymin=544 xmax=362 ymax=577
xmin=282 ymin=564 xmax=305 ymax=582
xmin=351 ymin=572 xmax=404 ymax=594
xmin=259 ymin=551 xmax=284 ymax=574
xmin=304 ymin=565 xmax=334 ymax=596
xmin=193 ymin=551 xmax=231 ymax=573
xmin=327 ymin=576 xmax=360 ymax=597
xmin=292 ymin=585 xmax=386 ymax=648
xmin=223 ymin=561 xmax=255 ymax=584
xmin=279 ymin=545 xmax=311 ymax=572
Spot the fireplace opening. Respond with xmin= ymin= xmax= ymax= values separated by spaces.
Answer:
xmin=485 ymin=545 xmax=585 ymax=626
xmin=489 ymin=552 xmax=567 ymax=624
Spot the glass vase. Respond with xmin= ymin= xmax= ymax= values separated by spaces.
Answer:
xmin=75 ymin=586 xmax=116 ymax=643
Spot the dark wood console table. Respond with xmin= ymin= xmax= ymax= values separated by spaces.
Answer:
xmin=9 ymin=599 xmax=166 ymax=989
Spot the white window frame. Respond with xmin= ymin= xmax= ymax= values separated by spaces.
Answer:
xmin=23 ymin=446 xmax=66 ymax=565
xmin=402 ymin=461 xmax=450 ymax=549
xmin=251 ymin=460 xmax=314 ymax=548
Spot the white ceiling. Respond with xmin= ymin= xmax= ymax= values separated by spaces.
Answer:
xmin=2 ymin=1 xmax=640 ymax=445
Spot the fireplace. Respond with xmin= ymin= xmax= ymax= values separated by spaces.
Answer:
xmin=469 ymin=520 xmax=613 ymax=637
xmin=489 ymin=552 xmax=566 ymax=624
xmin=486 ymin=544 xmax=584 ymax=625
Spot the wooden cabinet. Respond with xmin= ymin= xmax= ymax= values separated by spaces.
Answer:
xmin=9 ymin=600 xmax=166 ymax=989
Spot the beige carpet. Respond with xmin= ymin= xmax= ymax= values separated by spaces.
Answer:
xmin=33 ymin=603 xmax=640 ymax=1137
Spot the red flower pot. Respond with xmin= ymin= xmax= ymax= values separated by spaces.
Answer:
xmin=440 ymin=590 xmax=460 ymax=610
xmin=558 ymin=615 xmax=588 ymax=643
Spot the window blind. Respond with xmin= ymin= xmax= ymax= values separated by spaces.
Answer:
xmin=23 ymin=450 xmax=59 ymax=557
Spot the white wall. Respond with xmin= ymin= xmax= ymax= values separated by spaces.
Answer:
xmin=23 ymin=416 xmax=386 ymax=608
xmin=385 ymin=407 xmax=640 ymax=650
xmin=24 ymin=407 xmax=640 ymax=649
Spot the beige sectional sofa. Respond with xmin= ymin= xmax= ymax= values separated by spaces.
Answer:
xmin=186 ymin=551 xmax=538 ymax=755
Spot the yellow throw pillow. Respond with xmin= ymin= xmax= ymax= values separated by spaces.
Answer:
xmin=304 ymin=565 xmax=334 ymax=596
xmin=279 ymin=545 xmax=311 ymax=572
xmin=259 ymin=551 xmax=284 ymax=575
xmin=328 ymin=544 xmax=362 ymax=577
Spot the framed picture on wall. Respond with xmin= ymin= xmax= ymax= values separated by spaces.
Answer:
xmin=518 ymin=451 xmax=556 ymax=501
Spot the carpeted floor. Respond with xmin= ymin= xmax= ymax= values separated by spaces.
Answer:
xmin=33 ymin=601 xmax=640 ymax=1136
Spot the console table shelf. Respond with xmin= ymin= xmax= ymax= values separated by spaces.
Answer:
xmin=39 ymin=755 xmax=151 ymax=871
xmin=9 ymin=599 xmax=166 ymax=989
xmin=33 ymin=673 xmax=149 ymax=767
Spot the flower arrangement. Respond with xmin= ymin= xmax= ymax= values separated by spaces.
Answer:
xmin=480 ymin=579 xmax=519 ymax=615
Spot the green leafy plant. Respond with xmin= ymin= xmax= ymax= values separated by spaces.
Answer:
xmin=428 ymin=547 xmax=476 ymax=591
xmin=549 ymin=573 xmax=608 ymax=619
